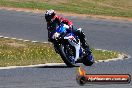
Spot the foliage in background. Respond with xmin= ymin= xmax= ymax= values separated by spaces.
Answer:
xmin=0 ymin=0 xmax=132 ymax=18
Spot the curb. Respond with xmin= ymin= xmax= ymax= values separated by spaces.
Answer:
xmin=94 ymin=49 xmax=130 ymax=63
xmin=95 ymin=54 xmax=130 ymax=63
xmin=0 ymin=63 xmax=65 ymax=70
xmin=0 ymin=35 xmax=50 ymax=44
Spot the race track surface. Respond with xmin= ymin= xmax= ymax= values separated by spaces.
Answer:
xmin=0 ymin=10 xmax=132 ymax=88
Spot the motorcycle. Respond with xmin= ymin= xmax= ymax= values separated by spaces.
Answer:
xmin=51 ymin=23 xmax=94 ymax=67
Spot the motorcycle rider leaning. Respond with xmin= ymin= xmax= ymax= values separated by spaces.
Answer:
xmin=45 ymin=9 xmax=91 ymax=54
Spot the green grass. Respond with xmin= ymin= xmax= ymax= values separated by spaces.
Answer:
xmin=0 ymin=0 xmax=132 ymax=18
xmin=0 ymin=38 xmax=120 ymax=67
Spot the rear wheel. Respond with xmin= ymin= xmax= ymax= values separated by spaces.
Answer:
xmin=82 ymin=54 xmax=94 ymax=66
xmin=82 ymin=47 xmax=94 ymax=66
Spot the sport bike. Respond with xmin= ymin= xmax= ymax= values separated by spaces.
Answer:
xmin=51 ymin=23 xmax=94 ymax=67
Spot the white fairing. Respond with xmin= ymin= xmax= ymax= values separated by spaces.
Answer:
xmin=64 ymin=35 xmax=80 ymax=61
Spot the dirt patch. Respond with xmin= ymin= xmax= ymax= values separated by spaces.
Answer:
xmin=0 ymin=6 xmax=132 ymax=22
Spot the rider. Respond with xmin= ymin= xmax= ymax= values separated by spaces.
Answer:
xmin=45 ymin=9 xmax=91 ymax=54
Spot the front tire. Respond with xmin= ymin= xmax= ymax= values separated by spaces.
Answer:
xmin=58 ymin=44 xmax=75 ymax=67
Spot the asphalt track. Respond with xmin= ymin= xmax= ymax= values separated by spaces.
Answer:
xmin=0 ymin=9 xmax=132 ymax=88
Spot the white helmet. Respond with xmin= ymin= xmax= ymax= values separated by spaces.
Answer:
xmin=45 ymin=9 xmax=56 ymax=22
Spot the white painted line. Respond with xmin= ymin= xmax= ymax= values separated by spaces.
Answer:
xmin=0 ymin=36 xmax=4 ymax=38
xmin=0 ymin=35 xmax=51 ymax=44
xmin=0 ymin=63 xmax=65 ymax=70
xmin=11 ymin=38 xmax=17 ymax=40
xmin=18 ymin=39 xmax=23 ymax=41
xmin=96 ymin=48 xmax=112 ymax=52
xmin=4 ymin=37 xmax=9 ymax=39
xmin=32 ymin=41 xmax=39 ymax=43
xmin=42 ymin=42 xmax=51 ymax=43
xmin=24 ymin=40 xmax=30 ymax=42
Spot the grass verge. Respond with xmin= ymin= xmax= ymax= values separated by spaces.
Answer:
xmin=0 ymin=38 xmax=120 ymax=67
xmin=0 ymin=0 xmax=132 ymax=18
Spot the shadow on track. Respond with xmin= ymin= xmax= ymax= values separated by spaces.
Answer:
xmin=35 ymin=65 xmax=80 ymax=68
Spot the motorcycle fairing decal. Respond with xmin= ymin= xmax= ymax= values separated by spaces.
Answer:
xmin=64 ymin=33 xmax=79 ymax=46
xmin=56 ymin=24 xmax=67 ymax=33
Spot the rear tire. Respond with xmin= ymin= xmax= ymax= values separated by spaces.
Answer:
xmin=82 ymin=54 xmax=94 ymax=66
xmin=83 ymin=59 xmax=94 ymax=66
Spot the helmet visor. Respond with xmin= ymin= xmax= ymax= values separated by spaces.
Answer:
xmin=45 ymin=15 xmax=52 ymax=22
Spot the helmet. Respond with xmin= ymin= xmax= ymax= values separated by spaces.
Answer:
xmin=45 ymin=9 xmax=56 ymax=22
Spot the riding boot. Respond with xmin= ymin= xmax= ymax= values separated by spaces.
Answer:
xmin=80 ymin=37 xmax=92 ymax=55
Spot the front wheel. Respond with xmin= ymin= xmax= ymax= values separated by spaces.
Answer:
xmin=58 ymin=44 xmax=76 ymax=67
